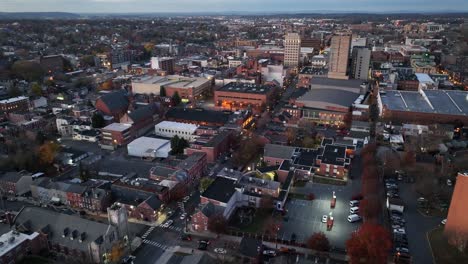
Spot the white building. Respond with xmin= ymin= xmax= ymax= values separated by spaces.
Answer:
xmin=261 ymin=65 xmax=284 ymax=86
xmin=155 ymin=121 xmax=198 ymax=142
xmin=56 ymin=116 xmax=74 ymax=136
xmin=131 ymin=75 xmax=211 ymax=98
xmin=127 ymin=137 xmax=171 ymax=158
xmin=415 ymin=73 xmax=436 ymax=90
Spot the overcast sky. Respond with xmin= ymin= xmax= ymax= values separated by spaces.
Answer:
xmin=1 ymin=0 xmax=467 ymax=13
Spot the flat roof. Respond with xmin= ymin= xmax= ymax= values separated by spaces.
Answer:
xmin=155 ymin=121 xmax=198 ymax=132
xmin=415 ymin=73 xmax=435 ymax=84
xmin=0 ymin=231 xmax=39 ymax=257
xmin=0 ymin=96 xmax=28 ymax=104
xmin=128 ymin=136 xmax=170 ymax=149
xmin=311 ymin=77 xmax=365 ymax=90
xmin=217 ymin=82 xmax=273 ymax=94
xmin=296 ymin=88 xmax=361 ymax=109
xmin=132 ymin=75 xmax=209 ymax=89
xmin=381 ymin=90 xmax=468 ymax=116
xmin=102 ymin=122 xmax=132 ymax=132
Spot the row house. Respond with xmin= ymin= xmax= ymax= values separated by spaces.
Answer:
xmin=0 ymin=171 xmax=33 ymax=196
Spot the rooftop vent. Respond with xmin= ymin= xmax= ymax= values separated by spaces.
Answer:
xmin=79 ymin=232 xmax=86 ymax=243
xmin=63 ymin=228 xmax=69 ymax=238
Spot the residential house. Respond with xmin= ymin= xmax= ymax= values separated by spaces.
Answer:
xmin=95 ymin=91 xmax=129 ymax=121
xmin=0 ymin=171 xmax=33 ymax=196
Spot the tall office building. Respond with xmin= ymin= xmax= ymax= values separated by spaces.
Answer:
xmin=284 ymin=33 xmax=301 ymax=67
xmin=351 ymin=47 xmax=371 ymax=80
xmin=328 ymin=33 xmax=352 ymax=80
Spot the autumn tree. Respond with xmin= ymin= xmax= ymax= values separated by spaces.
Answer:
xmin=346 ymin=223 xmax=392 ymax=264
xmin=38 ymin=141 xmax=60 ymax=165
xmin=231 ymin=135 xmax=263 ymax=168
xmin=199 ymin=177 xmax=214 ymax=192
xmin=307 ymin=232 xmax=330 ymax=252
xmin=207 ymin=214 xmax=228 ymax=234
xmin=30 ymin=82 xmax=42 ymax=96
xmin=12 ymin=60 xmax=45 ymax=82
xmin=359 ymin=195 xmax=382 ymax=222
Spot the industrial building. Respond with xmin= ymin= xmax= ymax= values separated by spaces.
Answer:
xmin=131 ymin=75 xmax=211 ymax=100
xmin=379 ymin=89 xmax=468 ymax=125
xmin=127 ymin=136 xmax=171 ymax=158
xmin=154 ymin=121 xmax=199 ymax=142
xmin=214 ymin=82 xmax=275 ymax=111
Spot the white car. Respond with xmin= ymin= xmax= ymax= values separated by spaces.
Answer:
xmin=441 ymin=219 xmax=447 ymax=225
xmin=322 ymin=215 xmax=328 ymax=223
xmin=447 ymin=179 xmax=453 ymax=186
xmin=180 ymin=213 xmax=187 ymax=220
xmin=214 ymin=248 xmax=227 ymax=254
xmin=263 ymin=250 xmax=277 ymax=256
xmin=163 ymin=220 xmax=173 ymax=228
xmin=183 ymin=196 xmax=190 ymax=202
xmin=393 ymin=228 xmax=406 ymax=235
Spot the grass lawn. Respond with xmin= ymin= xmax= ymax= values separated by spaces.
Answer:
xmin=18 ymin=256 xmax=51 ymax=264
xmin=237 ymin=208 xmax=273 ymax=233
xmin=313 ymin=176 xmax=347 ymax=186
xmin=428 ymin=227 xmax=468 ymax=264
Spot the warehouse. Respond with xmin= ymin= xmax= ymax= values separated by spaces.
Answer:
xmin=127 ymin=137 xmax=171 ymax=158
xmin=155 ymin=121 xmax=199 ymax=142
xmin=131 ymin=75 xmax=211 ymax=100
xmin=379 ymin=89 xmax=468 ymax=125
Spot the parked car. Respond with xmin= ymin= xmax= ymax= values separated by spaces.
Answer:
xmin=350 ymin=207 xmax=359 ymax=214
xmin=180 ymin=213 xmax=187 ymax=220
xmin=441 ymin=219 xmax=447 ymax=225
xmin=180 ymin=234 xmax=192 ymax=241
xmin=263 ymin=250 xmax=277 ymax=256
xmin=214 ymin=248 xmax=227 ymax=254
xmin=348 ymin=214 xmax=362 ymax=223
xmin=121 ymin=255 xmax=136 ymax=264
xmin=198 ymin=242 xmax=208 ymax=250
xmin=322 ymin=215 xmax=328 ymax=223
xmin=395 ymin=247 xmax=410 ymax=254
xmin=349 ymin=200 xmax=360 ymax=207
xmin=163 ymin=220 xmax=173 ymax=228
xmin=183 ymin=196 xmax=190 ymax=202
xmin=393 ymin=228 xmax=406 ymax=235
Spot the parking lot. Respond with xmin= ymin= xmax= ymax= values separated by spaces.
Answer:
xmin=280 ymin=155 xmax=363 ymax=249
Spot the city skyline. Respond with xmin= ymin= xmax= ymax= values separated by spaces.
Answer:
xmin=1 ymin=0 xmax=468 ymax=13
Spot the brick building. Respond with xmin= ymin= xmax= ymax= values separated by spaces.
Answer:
xmin=165 ymin=107 xmax=231 ymax=127
xmin=101 ymin=123 xmax=133 ymax=148
xmin=95 ymin=91 xmax=129 ymax=121
xmin=0 ymin=230 xmax=46 ymax=264
xmin=0 ymin=96 xmax=30 ymax=113
xmin=0 ymin=171 xmax=33 ymax=196
xmin=214 ymin=82 xmax=276 ymax=111
xmin=445 ymin=172 xmax=468 ymax=252
xmin=185 ymin=131 xmax=233 ymax=163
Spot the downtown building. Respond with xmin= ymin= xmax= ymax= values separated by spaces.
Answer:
xmin=284 ymin=33 xmax=301 ymax=67
xmin=328 ymin=32 xmax=352 ymax=80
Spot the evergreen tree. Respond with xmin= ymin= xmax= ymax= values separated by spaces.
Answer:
xmin=91 ymin=113 xmax=105 ymax=128
xmin=160 ymin=86 xmax=167 ymax=97
xmin=172 ymin=91 xmax=181 ymax=106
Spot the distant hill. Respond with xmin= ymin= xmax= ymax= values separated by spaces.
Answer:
xmin=0 ymin=12 xmax=80 ymax=20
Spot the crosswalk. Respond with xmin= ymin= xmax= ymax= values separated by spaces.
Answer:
xmin=141 ymin=226 xmax=155 ymax=239
xmin=143 ymin=239 xmax=169 ymax=250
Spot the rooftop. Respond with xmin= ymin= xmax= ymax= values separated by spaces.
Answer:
xmin=311 ymin=77 xmax=365 ymax=91
xmin=102 ymin=122 xmax=132 ymax=132
xmin=0 ymin=230 xmax=39 ymax=257
xmin=264 ymin=144 xmax=295 ymax=160
xmin=217 ymin=82 xmax=273 ymax=94
xmin=132 ymin=75 xmax=210 ymax=89
xmin=155 ymin=121 xmax=198 ymax=132
xmin=201 ymin=177 xmax=237 ymax=203
xmin=296 ymin=88 xmax=361 ymax=110
xmin=381 ymin=90 xmax=468 ymax=116
xmin=0 ymin=96 xmax=28 ymax=104
xmin=166 ymin=107 xmax=231 ymax=125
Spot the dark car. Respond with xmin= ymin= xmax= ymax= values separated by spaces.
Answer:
xmin=198 ymin=241 xmax=208 ymax=250
xmin=180 ymin=234 xmax=192 ymax=241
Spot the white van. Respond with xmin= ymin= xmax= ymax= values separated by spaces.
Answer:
xmin=349 ymin=200 xmax=360 ymax=207
xmin=347 ymin=214 xmax=362 ymax=223
xmin=350 ymin=207 xmax=359 ymax=214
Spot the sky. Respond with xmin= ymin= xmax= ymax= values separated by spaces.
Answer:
xmin=1 ymin=0 xmax=468 ymax=13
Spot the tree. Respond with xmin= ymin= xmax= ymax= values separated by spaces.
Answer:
xmin=38 ymin=141 xmax=60 ymax=165
xmin=199 ymin=177 xmax=214 ymax=192
xmin=160 ymin=86 xmax=167 ymax=97
xmin=170 ymin=135 xmax=189 ymax=155
xmin=207 ymin=214 xmax=228 ymax=234
xmin=359 ymin=195 xmax=382 ymax=222
xmin=100 ymin=80 xmax=113 ymax=90
xmin=91 ymin=113 xmax=105 ymax=128
xmin=8 ymin=85 xmax=22 ymax=97
xmin=79 ymin=162 xmax=90 ymax=182
xmin=346 ymin=223 xmax=392 ymax=264
xmin=307 ymin=232 xmax=330 ymax=252
xmin=172 ymin=91 xmax=181 ymax=106
xmin=12 ymin=60 xmax=45 ymax=82
xmin=403 ymin=150 xmax=416 ymax=167
xmin=302 ymin=136 xmax=317 ymax=148
xmin=231 ymin=135 xmax=263 ymax=168
xmin=31 ymin=82 xmax=42 ymax=96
